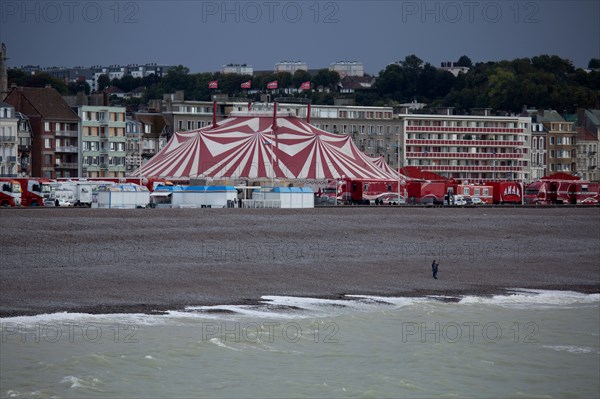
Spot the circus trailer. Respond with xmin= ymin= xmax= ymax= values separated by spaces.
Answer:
xmin=0 ymin=178 xmax=22 ymax=207
xmin=341 ymin=178 xmax=400 ymax=205
xmin=405 ymin=180 xmax=446 ymax=205
xmin=524 ymin=174 xmax=600 ymax=205
xmin=14 ymin=178 xmax=52 ymax=206
xmin=91 ymin=184 xmax=150 ymax=209
xmin=451 ymin=183 xmax=494 ymax=204
xmin=490 ymin=181 xmax=523 ymax=204
xmin=50 ymin=180 xmax=101 ymax=206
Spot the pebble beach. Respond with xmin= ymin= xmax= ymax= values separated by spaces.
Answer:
xmin=1 ymin=207 xmax=599 ymax=317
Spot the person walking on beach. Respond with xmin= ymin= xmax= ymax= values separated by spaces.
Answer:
xmin=432 ymin=260 xmax=439 ymax=279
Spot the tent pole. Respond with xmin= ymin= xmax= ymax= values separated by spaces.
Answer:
xmin=212 ymin=101 xmax=218 ymax=127
xmin=307 ymin=102 xmax=311 ymax=124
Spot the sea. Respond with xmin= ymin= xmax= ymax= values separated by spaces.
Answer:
xmin=1 ymin=289 xmax=599 ymax=399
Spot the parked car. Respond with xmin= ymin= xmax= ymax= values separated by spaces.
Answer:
xmin=376 ymin=193 xmax=406 ymax=205
xmin=471 ymin=197 xmax=484 ymax=205
xmin=45 ymin=198 xmax=72 ymax=207
xmin=453 ymin=195 xmax=467 ymax=205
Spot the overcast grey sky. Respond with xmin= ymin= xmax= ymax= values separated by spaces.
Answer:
xmin=1 ymin=0 xmax=598 ymax=73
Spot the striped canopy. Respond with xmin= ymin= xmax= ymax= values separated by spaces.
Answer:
xmin=131 ymin=114 xmax=399 ymax=180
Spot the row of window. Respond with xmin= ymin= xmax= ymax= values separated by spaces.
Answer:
xmin=83 ymin=156 xmax=126 ymax=166
xmin=82 ymin=142 xmax=126 ymax=152
xmin=406 ymin=120 xmax=525 ymax=129
xmin=44 ymin=122 xmax=77 ymax=132
xmin=81 ymin=111 xmax=125 ymax=122
xmin=178 ymin=120 xmax=214 ymax=131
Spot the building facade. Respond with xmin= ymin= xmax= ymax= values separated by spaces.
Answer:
xmin=527 ymin=110 xmax=577 ymax=176
xmin=529 ymin=122 xmax=547 ymax=181
xmin=125 ymin=117 xmax=143 ymax=174
xmin=329 ymin=61 xmax=364 ymax=78
xmin=275 ymin=61 xmax=308 ymax=74
xmin=398 ymin=113 xmax=531 ymax=182
xmin=575 ymin=128 xmax=599 ymax=181
xmin=221 ymin=64 xmax=253 ymax=75
xmin=79 ymin=106 xmax=127 ymax=178
xmin=5 ymin=87 xmax=80 ymax=178
xmin=16 ymin=112 xmax=32 ymax=176
xmin=0 ymin=102 xmax=18 ymax=177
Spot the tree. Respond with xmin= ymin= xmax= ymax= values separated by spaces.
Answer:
xmin=68 ymin=80 xmax=91 ymax=95
xmin=588 ymin=58 xmax=600 ymax=69
xmin=292 ymin=69 xmax=311 ymax=88
xmin=403 ymin=54 xmax=423 ymax=70
xmin=456 ymin=55 xmax=473 ymax=69
xmin=97 ymin=74 xmax=110 ymax=92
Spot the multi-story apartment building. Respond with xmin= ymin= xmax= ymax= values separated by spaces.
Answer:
xmin=16 ymin=111 xmax=32 ymax=176
xmin=5 ymin=87 xmax=80 ymax=178
xmin=221 ymin=64 xmax=253 ymax=75
xmin=526 ymin=110 xmax=576 ymax=176
xmin=275 ymin=61 xmax=308 ymax=74
xmin=576 ymin=109 xmax=600 ymax=182
xmin=79 ymin=106 xmax=127 ymax=178
xmin=575 ymin=127 xmax=599 ymax=181
xmin=398 ymin=112 xmax=531 ymax=182
xmin=530 ymin=121 xmax=547 ymax=181
xmin=0 ymin=102 xmax=18 ymax=177
xmin=329 ymin=61 xmax=364 ymax=78
xmin=125 ymin=117 xmax=143 ymax=174
xmin=135 ymin=112 xmax=169 ymax=163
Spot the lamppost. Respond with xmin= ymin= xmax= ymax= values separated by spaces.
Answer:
xmin=138 ymin=125 xmax=142 ymax=186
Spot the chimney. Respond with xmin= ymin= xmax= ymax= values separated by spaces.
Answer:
xmin=577 ymin=108 xmax=585 ymax=127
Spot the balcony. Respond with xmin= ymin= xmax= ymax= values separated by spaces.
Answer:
xmin=418 ymin=165 xmax=523 ymax=172
xmin=406 ymin=126 xmax=524 ymax=134
xmin=55 ymin=162 xmax=78 ymax=169
xmin=405 ymin=152 xmax=524 ymax=159
xmin=406 ymin=139 xmax=524 ymax=147
xmin=55 ymin=130 xmax=78 ymax=137
xmin=56 ymin=146 xmax=78 ymax=153
xmin=0 ymin=135 xmax=16 ymax=143
xmin=6 ymin=156 xmax=17 ymax=163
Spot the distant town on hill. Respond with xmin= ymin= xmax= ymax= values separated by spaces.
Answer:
xmin=5 ymin=55 xmax=600 ymax=114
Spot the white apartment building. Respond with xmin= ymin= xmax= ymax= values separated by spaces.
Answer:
xmin=399 ymin=113 xmax=532 ymax=182
xmin=275 ymin=61 xmax=308 ymax=74
xmin=0 ymin=102 xmax=18 ymax=177
xmin=221 ymin=64 xmax=253 ymax=75
xmin=329 ymin=61 xmax=364 ymax=78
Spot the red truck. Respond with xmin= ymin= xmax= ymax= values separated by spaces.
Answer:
xmin=0 ymin=178 xmax=22 ymax=207
xmin=14 ymin=178 xmax=53 ymax=206
xmin=524 ymin=173 xmax=599 ymax=205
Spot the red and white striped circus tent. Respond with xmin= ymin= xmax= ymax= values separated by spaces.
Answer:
xmin=131 ymin=113 xmax=399 ymax=180
xmin=366 ymin=155 xmax=409 ymax=181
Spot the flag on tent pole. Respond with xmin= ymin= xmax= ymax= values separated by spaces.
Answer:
xmin=300 ymin=81 xmax=311 ymax=90
xmin=241 ymin=80 xmax=252 ymax=89
xmin=208 ymin=81 xmax=218 ymax=89
xmin=267 ymin=80 xmax=278 ymax=90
